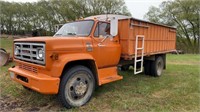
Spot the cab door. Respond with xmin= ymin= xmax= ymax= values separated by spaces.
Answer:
xmin=91 ymin=21 xmax=121 ymax=68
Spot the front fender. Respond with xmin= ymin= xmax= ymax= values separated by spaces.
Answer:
xmin=50 ymin=53 xmax=96 ymax=77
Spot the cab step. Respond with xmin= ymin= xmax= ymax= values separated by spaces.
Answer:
xmin=100 ymin=75 xmax=123 ymax=85
xmin=98 ymin=67 xmax=123 ymax=85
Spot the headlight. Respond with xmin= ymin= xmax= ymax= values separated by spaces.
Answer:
xmin=14 ymin=46 xmax=20 ymax=56
xmin=37 ymin=48 xmax=44 ymax=60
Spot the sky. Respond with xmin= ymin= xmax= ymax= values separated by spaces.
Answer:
xmin=125 ymin=0 xmax=166 ymax=19
xmin=4 ymin=0 xmax=166 ymax=20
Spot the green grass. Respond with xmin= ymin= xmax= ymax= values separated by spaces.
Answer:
xmin=0 ymin=38 xmax=200 ymax=111
xmin=0 ymin=38 xmax=13 ymax=53
xmin=167 ymin=54 xmax=199 ymax=65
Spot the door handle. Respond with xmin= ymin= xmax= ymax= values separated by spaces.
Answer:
xmin=98 ymin=43 xmax=105 ymax=47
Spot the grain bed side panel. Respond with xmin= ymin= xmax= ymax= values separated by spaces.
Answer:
xmin=118 ymin=20 xmax=129 ymax=55
xmin=119 ymin=19 xmax=176 ymax=59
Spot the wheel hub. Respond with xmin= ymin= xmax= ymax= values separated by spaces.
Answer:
xmin=75 ymin=82 xmax=87 ymax=96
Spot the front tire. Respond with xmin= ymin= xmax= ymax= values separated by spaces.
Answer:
xmin=58 ymin=65 xmax=95 ymax=108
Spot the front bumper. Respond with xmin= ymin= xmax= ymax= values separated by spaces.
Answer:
xmin=9 ymin=66 xmax=60 ymax=94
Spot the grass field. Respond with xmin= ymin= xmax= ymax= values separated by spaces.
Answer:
xmin=0 ymin=38 xmax=200 ymax=111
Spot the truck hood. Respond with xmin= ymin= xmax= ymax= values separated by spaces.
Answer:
xmin=14 ymin=36 xmax=85 ymax=51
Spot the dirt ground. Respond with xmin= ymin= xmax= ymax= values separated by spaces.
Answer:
xmin=0 ymin=95 xmax=63 ymax=112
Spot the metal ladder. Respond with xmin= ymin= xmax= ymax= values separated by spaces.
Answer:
xmin=134 ymin=35 xmax=145 ymax=74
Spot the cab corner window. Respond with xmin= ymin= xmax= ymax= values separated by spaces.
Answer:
xmin=94 ymin=22 xmax=110 ymax=37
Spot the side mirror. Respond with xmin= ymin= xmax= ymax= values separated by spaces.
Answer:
xmin=110 ymin=17 xmax=118 ymax=36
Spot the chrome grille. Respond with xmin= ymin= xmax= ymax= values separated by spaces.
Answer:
xmin=14 ymin=42 xmax=45 ymax=65
xmin=19 ymin=63 xmax=38 ymax=73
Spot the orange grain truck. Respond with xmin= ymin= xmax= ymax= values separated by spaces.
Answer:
xmin=9 ymin=15 xmax=176 ymax=108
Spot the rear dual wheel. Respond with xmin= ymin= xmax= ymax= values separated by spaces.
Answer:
xmin=58 ymin=66 xmax=95 ymax=108
xmin=153 ymin=56 xmax=164 ymax=76
xmin=144 ymin=56 xmax=164 ymax=77
xmin=144 ymin=60 xmax=151 ymax=75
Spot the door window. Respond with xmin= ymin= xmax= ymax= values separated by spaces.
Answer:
xmin=94 ymin=22 xmax=110 ymax=37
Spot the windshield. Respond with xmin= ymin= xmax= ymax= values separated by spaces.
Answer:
xmin=54 ymin=20 xmax=94 ymax=37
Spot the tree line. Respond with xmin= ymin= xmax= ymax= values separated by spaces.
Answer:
xmin=145 ymin=0 xmax=200 ymax=53
xmin=0 ymin=0 xmax=131 ymax=36
xmin=1 ymin=0 xmax=199 ymax=53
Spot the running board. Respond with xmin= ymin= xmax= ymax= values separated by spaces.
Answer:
xmin=98 ymin=67 xmax=123 ymax=85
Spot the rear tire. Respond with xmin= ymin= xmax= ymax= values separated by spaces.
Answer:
xmin=58 ymin=65 xmax=95 ymax=108
xmin=144 ymin=60 xmax=151 ymax=75
xmin=151 ymin=56 xmax=164 ymax=77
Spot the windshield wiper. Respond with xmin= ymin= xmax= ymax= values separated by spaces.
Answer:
xmin=54 ymin=34 xmax=62 ymax=36
xmin=67 ymin=32 xmax=76 ymax=35
xmin=54 ymin=33 xmax=77 ymax=37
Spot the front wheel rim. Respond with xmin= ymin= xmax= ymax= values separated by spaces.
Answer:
xmin=65 ymin=72 xmax=93 ymax=106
